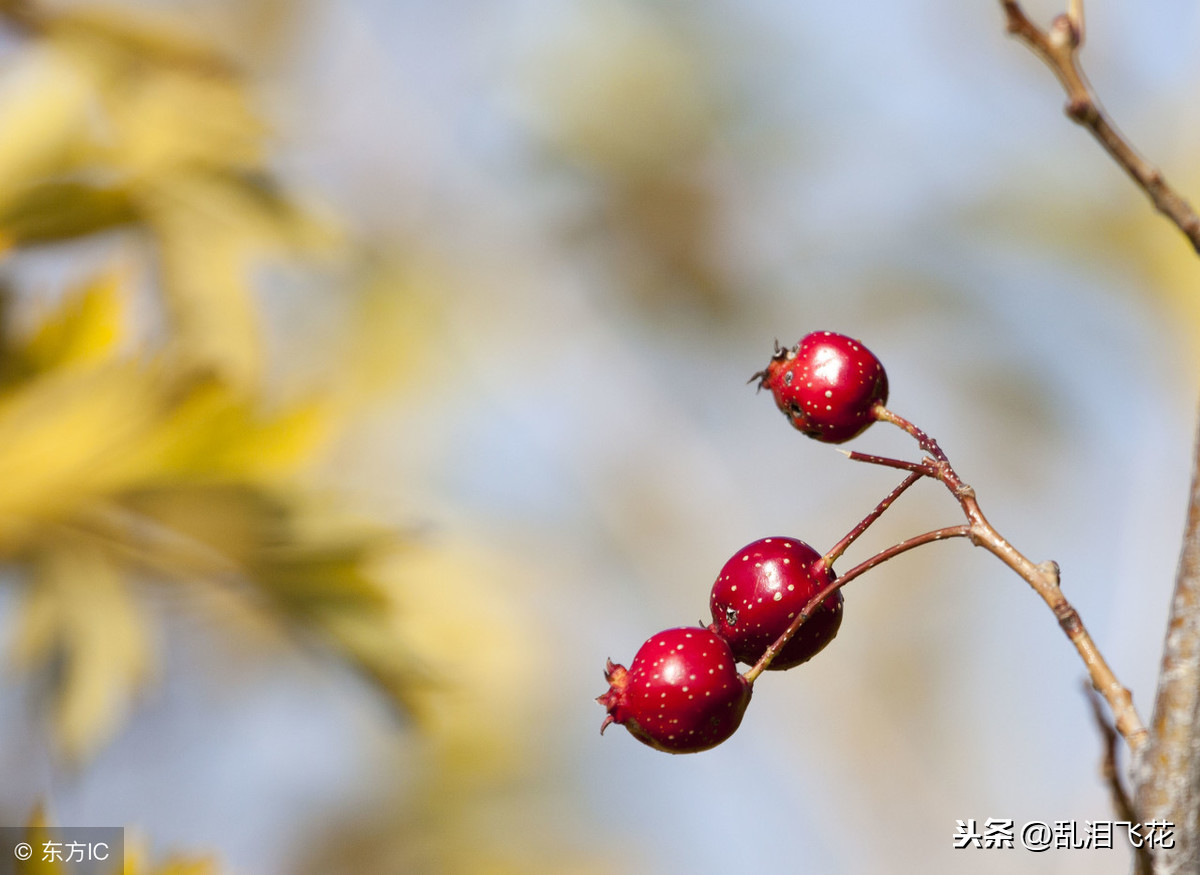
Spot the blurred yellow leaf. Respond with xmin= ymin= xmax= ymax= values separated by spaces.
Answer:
xmin=251 ymin=541 xmax=391 ymax=614
xmin=0 ymin=180 xmax=136 ymax=247
xmin=1130 ymin=161 xmax=1200 ymax=363
xmin=124 ymin=837 xmax=220 ymax=875
xmin=0 ymin=4 xmax=335 ymax=386
xmin=42 ymin=3 xmax=245 ymax=94
xmin=0 ymin=48 xmax=93 ymax=216
xmin=0 ymin=268 xmax=381 ymax=755
xmin=24 ymin=274 xmax=127 ymax=373
xmin=119 ymin=484 xmax=422 ymax=705
xmin=0 ymin=5 xmax=611 ymax=870
xmin=963 ymin=158 xmax=1200 ymax=363
xmin=10 ymin=535 xmax=150 ymax=761
xmin=137 ymin=174 xmax=337 ymax=387
xmin=117 ymin=379 xmax=331 ymax=487
xmin=141 ymin=193 xmax=262 ymax=388
xmin=107 ymin=67 xmax=264 ymax=178
xmin=141 ymin=862 xmax=219 ymax=875
xmin=14 ymin=804 xmax=60 ymax=875
xmin=0 ymin=363 xmax=165 ymax=546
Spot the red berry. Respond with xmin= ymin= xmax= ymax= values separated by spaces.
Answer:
xmin=708 ymin=537 xmax=842 ymax=670
xmin=753 ymin=331 xmax=888 ymax=443
xmin=597 ymin=627 xmax=752 ymax=754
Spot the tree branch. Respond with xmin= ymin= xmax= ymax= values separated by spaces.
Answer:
xmin=1135 ymin=404 xmax=1200 ymax=874
xmin=1000 ymin=0 xmax=1200 ymax=254
xmin=998 ymin=2 xmax=1200 ymax=870
xmin=876 ymin=404 xmax=1149 ymax=752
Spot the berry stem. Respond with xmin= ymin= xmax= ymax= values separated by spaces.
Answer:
xmin=839 ymin=449 xmax=938 ymax=477
xmin=834 ymin=525 xmax=971 ymax=590
xmin=744 ymin=524 xmax=971 ymax=682
xmin=874 ymin=405 xmax=1150 ymax=752
xmin=819 ymin=471 xmax=924 ymax=569
xmin=872 ymin=405 xmax=950 ymax=464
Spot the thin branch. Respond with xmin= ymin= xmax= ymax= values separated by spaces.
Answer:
xmin=840 ymin=448 xmax=938 ymax=477
xmin=830 ymin=525 xmax=970 ymax=592
xmin=999 ymin=0 xmax=1200 ymax=254
xmin=1085 ymin=684 xmax=1152 ymax=875
xmin=1066 ymin=0 xmax=1085 ymax=43
xmin=873 ymin=404 xmax=950 ymax=464
xmin=820 ymin=471 xmax=924 ymax=567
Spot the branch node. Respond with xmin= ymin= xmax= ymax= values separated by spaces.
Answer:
xmin=1055 ymin=602 xmax=1083 ymax=637
xmin=1049 ymin=13 xmax=1081 ymax=51
xmin=1037 ymin=560 xmax=1061 ymax=586
xmin=1065 ymin=96 xmax=1095 ymax=123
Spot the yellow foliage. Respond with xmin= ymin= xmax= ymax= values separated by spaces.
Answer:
xmin=0 ymin=47 xmax=93 ymax=215
xmin=134 ymin=861 xmax=219 ymax=875
xmin=0 ymin=2 xmax=336 ymax=388
xmin=11 ymin=535 xmax=149 ymax=761
xmin=0 ymin=181 xmax=136 ymax=247
xmin=0 ymin=258 xmax=435 ymax=754
xmin=22 ymin=276 xmax=127 ymax=371
xmin=0 ymin=3 xmax=420 ymax=760
xmin=0 ymin=2 xmax=594 ymax=868
xmin=118 ymin=379 xmax=331 ymax=487
xmin=0 ymin=361 xmax=167 ymax=546
xmin=107 ymin=67 xmax=265 ymax=178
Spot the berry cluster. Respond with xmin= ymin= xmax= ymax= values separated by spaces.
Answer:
xmin=598 ymin=331 xmax=890 ymax=754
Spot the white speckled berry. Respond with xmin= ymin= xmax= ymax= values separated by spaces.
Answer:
xmin=709 ymin=537 xmax=842 ymax=670
xmin=598 ymin=627 xmax=752 ymax=753
xmin=753 ymin=331 xmax=888 ymax=443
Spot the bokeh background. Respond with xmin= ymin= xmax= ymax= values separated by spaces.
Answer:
xmin=0 ymin=0 xmax=1198 ymax=872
